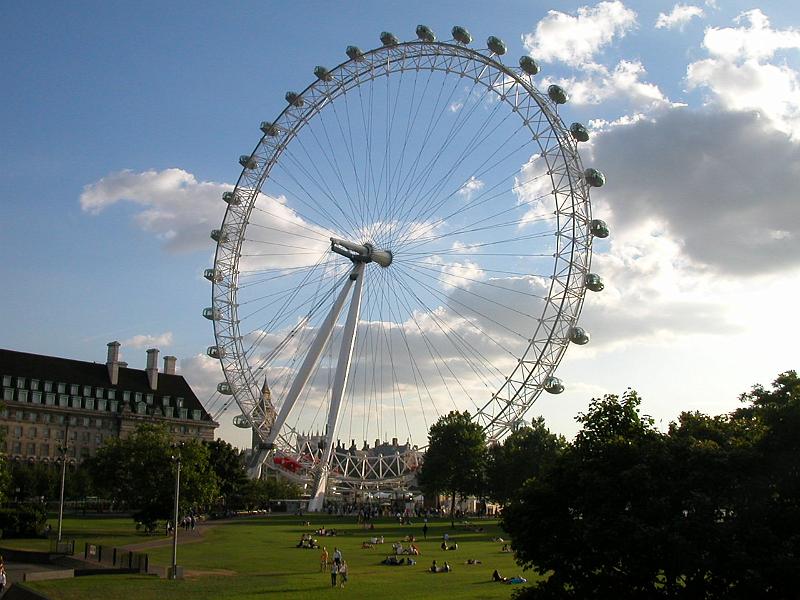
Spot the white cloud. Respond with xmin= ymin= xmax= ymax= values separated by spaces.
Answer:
xmin=546 ymin=60 xmax=671 ymax=109
xmin=522 ymin=1 xmax=637 ymax=65
xmin=686 ymin=10 xmax=800 ymax=138
xmin=655 ymin=4 xmax=704 ymax=31
xmin=587 ymin=107 xmax=800 ymax=274
xmin=122 ymin=332 xmax=174 ymax=349
xmin=457 ymin=176 xmax=484 ymax=200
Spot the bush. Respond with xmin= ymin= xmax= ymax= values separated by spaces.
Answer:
xmin=0 ymin=503 xmax=47 ymax=538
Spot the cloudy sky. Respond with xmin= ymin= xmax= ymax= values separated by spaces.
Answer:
xmin=3 ymin=1 xmax=799 ymax=449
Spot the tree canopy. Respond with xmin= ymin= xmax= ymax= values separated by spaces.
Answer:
xmin=417 ymin=410 xmax=487 ymax=525
xmin=502 ymin=375 xmax=800 ymax=599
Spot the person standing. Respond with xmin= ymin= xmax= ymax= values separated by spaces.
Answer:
xmin=422 ymin=521 xmax=428 ymax=539
xmin=330 ymin=561 xmax=338 ymax=587
xmin=320 ymin=546 xmax=329 ymax=571
xmin=339 ymin=560 xmax=348 ymax=587
xmin=333 ymin=547 xmax=342 ymax=566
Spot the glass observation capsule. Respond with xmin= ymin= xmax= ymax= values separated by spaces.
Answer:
xmin=416 ymin=24 xmax=435 ymax=42
xmin=314 ymin=66 xmax=333 ymax=82
xmin=260 ymin=121 xmax=280 ymax=136
xmin=210 ymin=228 xmax=228 ymax=243
xmin=204 ymin=268 xmax=223 ymax=283
xmin=233 ymin=414 xmax=250 ymax=428
xmin=452 ymin=26 xmax=472 ymax=45
xmin=222 ymin=191 xmax=240 ymax=205
xmin=217 ymin=382 xmax=233 ymax=395
xmin=569 ymin=326 xmax=590 ymax=345
xmin=586 ymin=273 xmax=605 ymax=292
xmin=207 ymin=345 xmax=226 ymax=359
xmin=380 ymin=31 xmax=398 ymax=46
xmin=548 ymin=84 xmax=568 ymax=104
xmin=570 ymin=122 xmax=589 ymax=142
xmin=487 ymin=36 xmax=507 ymax=55
xmin=519 ymin=56 xmax=540 ymax=76
xmin=346 ymin=45 xmax=364 ymax=60
xmin=203 ymin=307 xmax=221 ymax=321
xmin=590 ymin=219 xmax=610 ymax=238
xmin=285 ymin=91 xmax=304 ymax=107
xmin=543 ymin=376 xmax=565 ymax=394
xmin=584 ymin=168 xmax=606 ymax=188
xmin=239 ymin=155 xmax=258 ymax=170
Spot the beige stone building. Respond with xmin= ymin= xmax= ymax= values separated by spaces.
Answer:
xmin=0 ymin=342 xmax=217 ymax=464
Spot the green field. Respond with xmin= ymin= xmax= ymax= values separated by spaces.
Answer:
xmin=24 ymin=515 xmax=534 ymax=599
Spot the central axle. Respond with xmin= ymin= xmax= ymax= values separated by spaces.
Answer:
xmin=330 ymin=237 xmax=393 ymax=267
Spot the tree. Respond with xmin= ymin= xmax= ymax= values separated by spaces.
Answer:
xmin=86 ymin=424 xmax=219 ymax=527
xmin=417 ymin=410 xmax=487 ymax=526
xmin=486 ymin=417 xmax=565 ymax=505
xmin=204 ymin=439 xmax=247 ymax=509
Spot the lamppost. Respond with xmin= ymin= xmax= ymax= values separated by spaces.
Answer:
xmin=57 ymin=426 xmax=70 ymax=545
xmin=170 ymin=443 xmax=182 ymax=580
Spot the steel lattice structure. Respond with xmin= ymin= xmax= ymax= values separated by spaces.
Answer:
xmin=205 ymin=26 xmax=607 ymax=507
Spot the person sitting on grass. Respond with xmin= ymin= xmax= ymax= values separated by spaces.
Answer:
xmin=465 ymin=558 xmax=482 ymax=565
xmin=443 ymin=561 xmax=452 ymax=572
xmin=441 ymin=541 xmax=447 ymax=551
xmin=430 ymin=559 xmax=438 ymax=573
xmin=492 ymin=569 xmax=507 ymax=582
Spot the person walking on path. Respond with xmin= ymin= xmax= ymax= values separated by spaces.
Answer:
xmin=333 ymin=547 xmax=342 ymax=566
xmin=422 ymin=522 xmax=428 ymax=539
xmin=339 ymin=560 xmax=348 ymax=587
xmin=320 ymin=546 xmax=329 ymax=571
xmin=330 ymin=561 xmax=339 ymax=587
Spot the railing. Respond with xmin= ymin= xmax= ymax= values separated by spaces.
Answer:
xmin=83 ymin=543 xmax=149 ymax=573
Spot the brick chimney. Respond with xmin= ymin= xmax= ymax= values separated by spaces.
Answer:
xmin=146 ymin=348 xmax=159 ymax=390
xmin=163 ymin=355 xmax=177 ymax=375
xmin=106 ymin=341 xmax=120 ymax=386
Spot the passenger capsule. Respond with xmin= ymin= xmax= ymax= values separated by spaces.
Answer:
xmin=202 ymin=307 xmax=221 ymax=321
xmin=210 ymin=229 xmax=228 ymax=243
xmin=487 ymin=36 xmax=507 ymax=55
xmin=207 ymin=345 xmax=226 ymax=359
xmin=239 ymin=155 xmax=258 ymax=170
xmin=416 ymin=25 xmax=435 ymax=43
xmin=345 ymin=45 xmax=364 ymax=60
xmin=259 ymin=121 xmax=280 ymax=136
xmin=452 ymin=26 xmax=472 ymax=45
xmin=548 ymin=84 xmax=568 ymax=105
xmin=590 ymin=219 xmax=610 ymax=238
xmin=586 ymin=273 xmax=604 ymax=292
xmin=569 ymin=326 xmax=591 ymax=345
xmin=203 ymin=268 xmax=223 ymax=283
xmin=584 ymin=168 xmax=606 ymax=188
xmin=314 ymin=65 xmax=333 ymax=82
xmin=217 ymin=382 xmax=233 ymax=395
xmin=380 ymin=31 xmax=399 ymax=46
xmin=543 ymin=376 xmax=564 ymax=394
xmin=285 ymin=91 xmax=304 ymax=107
xmin=570 ymin=122 xmax=590 ymax=142
xmin=222 ymin=191 xmax=240 ymax=205
xmin=233 ymin=414 xmax=250 ymax=428
xmin=519 ymin=56 xmax=540 ymax=76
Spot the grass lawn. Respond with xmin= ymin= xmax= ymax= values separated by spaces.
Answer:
xmin=26 ymin=515 xmax=536 ymax=599
xmin=1 ymin=515 xmax=157 ymax=552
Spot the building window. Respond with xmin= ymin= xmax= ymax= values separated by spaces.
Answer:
xmin=44 ymin=381 xmax=53 ymax=392
xmin=14 ymin=410 xmax=23 ymax=420
xmin=40 ymin=414 xmax=50 ymax=423
xmin=45 ymin=393 xmax=55 ymax=406
xmin=97 ymin=399 xmax=107 ymax=411
xmin=56 ymin=429 xmax=64 ymax=440
xmin=82 ymin=431 xmax=90 ymax=442
xmin=134 ymin=392 xmax=142 ymax=403
xmin=2 ymin=376 xmax=10 ymax=387
xmin=32 ymin=391 xmax=42 ymax=403
xmin=146 ymin=394 xmax=154 ymax=405
xmin=85 ymin=398 xmax=95 ymax=410
xmin=13 ymin=426 xmax=22 ymax=439
xmin=70 ymin=396 xmax=81 ymax=408
xmin=109 ymin=400 xmax=118 ymax=412
xmin=83 ymin=385 xmax=91 ymax=396
xmin=107 ymin=389 xmax=116 ymax=400
xmin=94 ymin=418 xmax=102 ymax=428
xmin=12 ymin=442 xmax=21 ymax=454
xmin=27 ymin=443 xmax=36 ymax=455
xmin=70 ymin=384 xmax=79 ymax=395
xmin=57 ymin=415 xmax=65 ymax=424
xmin=176 ymin=397 xmax=184 ymax=408
xmin=44 ymin=428 xmax=51 ymax=439
xmin=40 ymin=444 xmax=49 ymax=457
xmin=18 ymin=389 xmax=28 ymax=402
xmin=30 ymin=379 xmax=39 ymax=391
xmin=58 ymin=395 xmax=68 ymax=407
xmin=16 ymin=377 xmax=26 ymax=388
xmin=95 ymin=387 xmax=104 ymax=398
xmin=69 ymin=416 xmax=78 ymax=426
xmin=70 ymin=430 xmax=78 ymax=440
xmin=27 ymin=412 xmax=37 ymax=422
xmin=136 ymin=402 xmax=146 ymax=415
xmin=162 ymin=396 xmax=170 ymax=405
xmin=95 ymin=434 xmax=102 ymax=444
xmin=82 ymin=417 xmax=90 ymax=427
xmin=28 ymin=427 xmax=37 ymax=438
xmin=2 ymin=388 xmax=12 ymax=402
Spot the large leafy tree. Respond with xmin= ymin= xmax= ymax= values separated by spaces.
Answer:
xmin=204 ymin=438 xmax=247 ymax=509
xmin=418 ymin=410 xmax=487 ymax=526
xmin=87 ymin=424 xmax=219 ymax=526
xmin=486 ymin=416 xmax=565 ymax=505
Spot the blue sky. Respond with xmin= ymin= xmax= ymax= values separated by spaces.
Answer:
xmin=3 ymin=1 xmax=800 ymax=449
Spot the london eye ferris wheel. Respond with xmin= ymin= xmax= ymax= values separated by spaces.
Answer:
xmin=203 ymin=25 xmax=609 ymax=510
